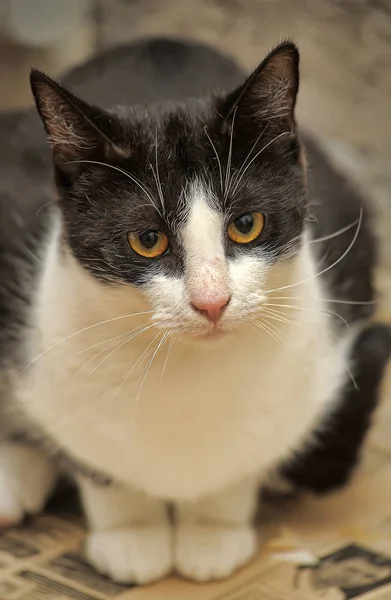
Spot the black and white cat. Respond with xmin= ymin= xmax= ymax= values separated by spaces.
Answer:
xmin=0 ymin=38 xmax=390 ymax=585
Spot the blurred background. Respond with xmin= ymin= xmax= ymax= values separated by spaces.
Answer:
xmin=1 ymin=0 xmax=391 ymax=449
xmin=0 ymin=0 xmax=390 ymax=157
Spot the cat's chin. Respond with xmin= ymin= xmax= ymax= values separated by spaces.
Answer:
xmin=180 ymin=327 xmax=232 ymax=349
xmin=199 ymin=329 xmax=228 ymax=342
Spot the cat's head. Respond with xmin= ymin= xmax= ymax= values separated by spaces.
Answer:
xmin=31 ymin=41 xmax=307 ymax=340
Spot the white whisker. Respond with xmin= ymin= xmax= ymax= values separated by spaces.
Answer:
xmin=224 ymin=107 xmax=237 ymax=202
xmin=77 ymin=332 xmax=135 ymax=375
xmin=150 ymin=126 xmax=165 ymax=213
xmin=263 ymin=302 xmax=349 ymax=329
xmin=22 ymin=310 xmax=154 ymax=372
xmin=86 ymin=323 xmax=157 ymax=376
xmin=76 ymin=324 xmax=147 ymax=357
xmin=161 ymin=334 xmax=174 ymax=383
xmin=69 ymin=159 xmax=162 ymax=217
xmin=269 ymin=295 xmax=374 ymax=306
xmin=266 ymin=208 xmax=363 ymax=295
xmin=231 ymin=130 xmax=290 ymax=197
xmin=324 ymin=298 xmax=374 ymax=306
xmin=204 ymin=126 xmax=224 ymax=196
xmin=117 ymin=331 xmax=163 ymax=399
xmin=229 ymin=125 xmax=268 ymax=198
xmin=309 ymin=218 xmax=359 ymax=244
xmin=347 ymin=364 xmax=359 ymax=391
xmin=131 ymin=332 xmax=168 ymax=421
xmin=77 ymin=323 xmax=154 ymax=376
xmin=253 ymin=321 xmax=281 ymax=345
xmin=261 ymin=308 xmax=299 ymax=327
xmin=254 ymin=320 xmax=286 ymax=346
xmin=262 ymin=319 xmax=288 ymax=344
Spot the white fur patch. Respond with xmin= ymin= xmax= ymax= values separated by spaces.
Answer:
xmin=86 ymin=526 xmax=172 ymax=584
xmin=182 ymin=183 xmax=230 ymax=306
xmin=0 ymin=443 xmax=56 ymax=525
xmin=79 ymin=477 xmax=172 ymax=584
xmin=17 ymin=221 xmax=349 ymax=502
xmin=175 ymin=523 xmax=257 ymax=582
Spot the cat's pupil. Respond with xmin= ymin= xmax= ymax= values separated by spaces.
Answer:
xmin=139 ymin=231 xmax=159 ymax=249
xmin=234 ymin=214 xmax=253 ymax=234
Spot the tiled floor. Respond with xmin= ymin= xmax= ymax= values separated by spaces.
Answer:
xmin=1 ymin=0 xmax=391 ymax=461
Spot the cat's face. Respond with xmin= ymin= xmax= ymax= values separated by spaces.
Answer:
xmin=31 ymin=42 xmax=307 ymax=339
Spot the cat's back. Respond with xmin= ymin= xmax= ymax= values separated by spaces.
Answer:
xmin=60 ymin=37 xmax=244 ymax=107
xmin=15 ymin=37 xmax=245 ymax=149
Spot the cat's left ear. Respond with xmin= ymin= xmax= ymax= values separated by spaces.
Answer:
xmin=223 ymin=41 xmax=299 ymax=135
xmin=30 ymin=70 xmax=126 ymax=179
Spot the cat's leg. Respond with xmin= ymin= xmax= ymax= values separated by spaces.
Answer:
xmin=79 ymin=478 xmax=172 ymax=584
xmin=0 ymin=441 xmax=57 ymax=525
xmin=174 ymin=476 xmax=259 ymax=582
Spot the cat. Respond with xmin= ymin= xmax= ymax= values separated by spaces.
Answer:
xmin=0 ymin=37 xmax=390 ymax=585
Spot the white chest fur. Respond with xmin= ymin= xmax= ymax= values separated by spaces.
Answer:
xmin=17 ymin=236 xmax=349 ymax=502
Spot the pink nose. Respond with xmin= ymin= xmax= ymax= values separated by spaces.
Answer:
xmin=191 ymin=296 xmax=230 ymax=323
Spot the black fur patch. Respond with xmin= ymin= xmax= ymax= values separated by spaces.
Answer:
xmin=304 ymin=134 xmax=377 ymax=327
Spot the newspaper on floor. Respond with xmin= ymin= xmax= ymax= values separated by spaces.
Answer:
xmin=2 ymin=452 xmax=391 ymax=600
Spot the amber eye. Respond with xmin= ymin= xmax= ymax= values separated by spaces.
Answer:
xmin=227 ymin=212 xmax=264 ymax=244
xmin=128 ymin=230 xmax=169 ymax=258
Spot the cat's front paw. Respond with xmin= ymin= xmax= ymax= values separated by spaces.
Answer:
xmin=85 ymin=525 xmax=173 ymax=584
xmin=0 ymin=444 xmax=56 ymax=526
xmin=174 ymin=523 xmax=258 ymax=582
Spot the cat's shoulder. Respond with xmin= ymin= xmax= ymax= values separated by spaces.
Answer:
xmin=303 ymin=133 xmax=376 ymax=325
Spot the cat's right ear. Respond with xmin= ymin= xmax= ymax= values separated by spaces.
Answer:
xmin=30 ymin=70 xmax=126 ymax=179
